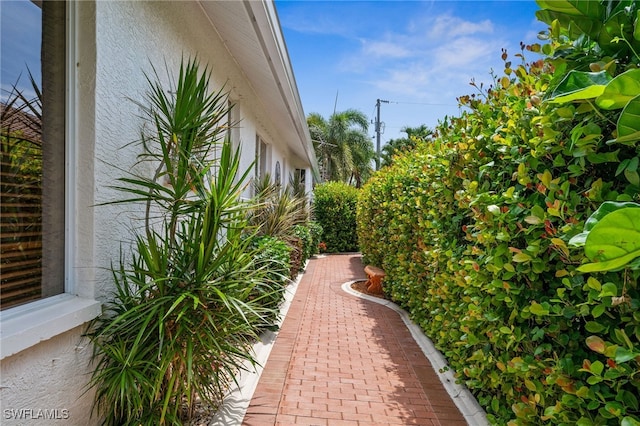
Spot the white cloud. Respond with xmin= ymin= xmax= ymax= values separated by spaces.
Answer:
xmin=342 ymin=12 xmax=503 ymax=72
xmin=432 ymin=36 xmax=502 ymax=69
xmin=360 ymin=39 xmax=411 ymax=59
xmin=428 ymin=15 xmax=494 ymax=39
xmin=346 ymin=11 xmax=506 ymax=103
xmin=371 ymin=64 xmax=433 ymax=97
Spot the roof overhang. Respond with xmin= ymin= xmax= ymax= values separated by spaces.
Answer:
xmin=198 ymin=0 xmax=319 ymax=181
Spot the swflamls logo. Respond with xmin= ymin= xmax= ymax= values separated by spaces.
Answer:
xmin=3 ymin=408 xmax=70 ymax=420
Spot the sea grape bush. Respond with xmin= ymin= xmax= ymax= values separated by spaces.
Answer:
xmin=358 ymin=1 xmax=640 ymax=424
xmin=313 ymin=181 xmax=359 ymax=253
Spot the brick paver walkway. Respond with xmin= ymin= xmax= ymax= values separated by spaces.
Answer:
xmin=243 ymin=254 xmax=467 ymax=425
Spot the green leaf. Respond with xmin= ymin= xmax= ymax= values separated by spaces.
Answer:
xmin=616 ymin=158 xmax=631 ymax=176
xmin=586 ymin=150 xmax=619 ymax=164
xmin=570 ymin=202 xmax=640 ymax=248
xmin=609 ymin=130 xmax=640 ymax=146
xmin=535 ymin=0 xmax=601 ymax=16
xmin=624 ymin=169 xmax=640 ymax=186
xmin=536 ymin=8 xmax=602 ymax=39
xmin=587 ymin=375 xmax=603 ymax=384
xmin=615 ymin=94 xmax=640 ymax=145
xmin=513 ymin=252 xmax=532 ymax=263
xmin=622 ymin=417 xmax=640 ymax=426
xmin=549 ymin=70 xmax=612 ymax=103
xmin=620 ymin=391 xmax=640 ymax=411
xmin=585 ymin=321 xmax=607 ymax=333
xmin=596 ymin=69 xmax=640 ymax=110
xmin=584 ymin=201 xmax=640 ymax=233
xmin=592 ymin=303 xmax=606 ymax=318
xmin=590 ymin=360 xmax=605 ymax=375
xmin=579 ymin=207 xmax=640 ymax=272
xmin=599 ymin=282 xmax=618 ymax=297
xmin=615 ymin=347 xmax=640 ymax=363
xmin=577 ymin=417 xmax=595 ymax=426
xmin=569 ymin=232 xmax=588 ymax=247
xmin=531 ymin=204 xmax=546 ymax=219
xmin=587 ymin=276 xmax=601 ymax=291
xmin=530 ymin=301 xmax=550 ymax=316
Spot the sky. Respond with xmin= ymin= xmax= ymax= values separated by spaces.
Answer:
xmin=275 ymin=0 xmax=547 ymax=145
xmin=1 ymin=0 xmax=547 ymax=148
xmin=0 ymin=0 xmax=41 ymax=102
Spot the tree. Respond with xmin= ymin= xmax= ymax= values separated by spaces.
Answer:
xmin=380 ymin=124 xmax=432 ymax=168
xmin=347 ymin=130 xmax=375 ymax=188
xmin=307 ymin=109 xmax=373 ymax=185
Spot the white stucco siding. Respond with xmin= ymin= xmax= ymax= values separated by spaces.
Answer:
xmin=0 ymin=326 xmax=97 ymax=425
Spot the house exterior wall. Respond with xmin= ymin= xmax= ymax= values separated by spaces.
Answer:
xmin=0 ymin=2 xmax=313 ymax=424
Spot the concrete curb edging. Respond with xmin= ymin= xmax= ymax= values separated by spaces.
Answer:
xmin=210 ymin=262 xmax=307 ymax=426
xmin=341 ymin=281 xmax=489 ymax=426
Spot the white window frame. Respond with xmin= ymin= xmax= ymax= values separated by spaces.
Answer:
xmin=0 ymin=1 xmax=100 ymax=360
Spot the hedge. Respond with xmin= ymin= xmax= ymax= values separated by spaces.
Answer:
xmin=357 ymin=2 xmax=640 ymax=424
xmin=313 ymin=181 xmax=359 ymax=253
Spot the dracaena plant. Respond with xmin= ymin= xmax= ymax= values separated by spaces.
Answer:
xmin=86 ymin=58 xmax=281 ymax=425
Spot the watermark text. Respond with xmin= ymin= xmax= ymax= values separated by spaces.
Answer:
xmin=3 ymin=408 xmax=69 ymax=420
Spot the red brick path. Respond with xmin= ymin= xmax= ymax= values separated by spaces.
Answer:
xmin=243 ymin=254 xmax=467 ymax=426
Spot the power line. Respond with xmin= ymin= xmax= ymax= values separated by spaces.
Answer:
xmin=387 ymin=100 xmax=458 ymax=107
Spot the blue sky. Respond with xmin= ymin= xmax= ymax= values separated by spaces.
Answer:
xmin=1 ymin=0 xmax=546 ymax=147
xmin=275 ymin=0 xmax=547 ymax=144
xmin=1 ymin=0 xmax=41 ymax=102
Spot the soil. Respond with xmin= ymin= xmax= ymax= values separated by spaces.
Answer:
xmin=350 ymin=280 xmax=388 ymax=300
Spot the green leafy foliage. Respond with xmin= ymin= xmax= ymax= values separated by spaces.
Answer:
xmin=308 ymin=109 xmax=374 ymax=186
xmin=313 ymin=181 xmax=359 ymax=253
xmin=571 ymin=202 xmax=640 ymax=272
xmin=358 ymin=1 xmax=640 ymax=422
xmin=86 ymin=58 xmax=284 ymax=425
xmin=249 ymin=235 xmax=292 ymax=325
xmin=308 ymin=221 xmax=324 ymax=256
xmin=292 ymin=224 xmax=313 ymax=263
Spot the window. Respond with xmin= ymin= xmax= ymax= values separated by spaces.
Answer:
xmin=294 ymin=168 xmax=306 ymax=186
xmin=1 ymin=1 xmax=66 ymax=310
xmin=228 ymin=99 xmax=241 ymax=151
xmin=274 ymin=161 xmax=281 ymax=185
xmin=254 ymin=135 xmax=269 ymax=182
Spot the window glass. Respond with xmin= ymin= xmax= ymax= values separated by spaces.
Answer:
xmin=1 ymin=0 xmax=66 ymax=310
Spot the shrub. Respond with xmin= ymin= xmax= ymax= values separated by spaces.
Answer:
xmin=292 ymin=224 xmax=312 ymax=263
xmin=358 ymin=2 xmax=640 ymax=423
xmin=86 ymin=59 xmax=282 ymax=425
xmin=250 ymin=235 xmax=291 ymax=325
xmin=308 ymin=221 xmax=323 ymax=256
xmin=313 ymin=181 xmax=359 ymax=253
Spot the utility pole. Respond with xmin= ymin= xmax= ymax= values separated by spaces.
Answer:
xmin=375 ymin=98 xmax=388 ymax=170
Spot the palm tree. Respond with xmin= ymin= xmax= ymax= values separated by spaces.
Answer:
xmin=380 ymin=124 xmax=433 ymax=168
xmin=347 ymin=131 xmax=375 ymax=188
xmin=307 ymin=109 xmax=372 ymax=184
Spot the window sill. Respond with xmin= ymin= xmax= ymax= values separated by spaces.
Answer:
xmin=0 ymin=294 xmax=101 ymax=360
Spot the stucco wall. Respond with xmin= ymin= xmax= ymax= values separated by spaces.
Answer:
xmin=0 ymin=327 xmax=96 ymax=425
xmin=0 ymin=1 xmax=309 ymax=424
